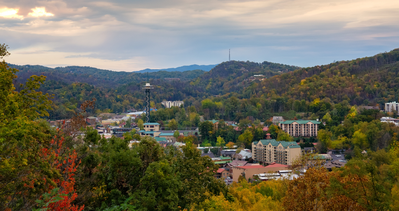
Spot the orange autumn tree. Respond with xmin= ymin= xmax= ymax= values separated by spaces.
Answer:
xmin=37 ymin=132 xmax=84 ymax=211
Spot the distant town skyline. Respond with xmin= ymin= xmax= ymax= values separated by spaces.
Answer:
xmin=1 ymin=0 xmax=399 ymax=71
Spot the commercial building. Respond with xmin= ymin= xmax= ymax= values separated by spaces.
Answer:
xmin=272 ymin=116 xmax=284 ymax=125
xmin=385 ymin=102 xmax=399 ymax=114
xmin=138 ymin=122 xmax=200 ymax=142
xmin=279 ymin=120 xmax=321 ymax=137
xmin=161 ymin=101 xmax=184 ymax=108
xmin=252 ymin=134 xmax=302 ymax=165
xmin=232 ymin=163 xmax=289 ymax=182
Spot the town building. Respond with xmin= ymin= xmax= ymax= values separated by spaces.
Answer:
xmin=232 ymin=163 xmax=289 ymax=182
xmin=279 ymin=120 xmax=321 ymax=137
xmin=381 ymin=117 xmax=399 ymax=126
xmin=252 ymin=134 xmax=302 ymax=165
xmin=254 ymin=170 xmax=301 ymax=181
xmin=161 ymin=101 xmax=184 ymax=108
xmin=272 ymin=116 xmax=284 ymax=125
xmin=138 ymin=122 xmax=200 ymax=142
xmin=215 ymin=168 xmax=232 ymax=179
xmin=385 ymin=101 xmax=399 ymax=114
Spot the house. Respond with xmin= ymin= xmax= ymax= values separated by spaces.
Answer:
xmin=215 ymin=168 xmax=232 ymax=179
xmin=279 ymin=120 xmax=321 ymax=137
xmin=252 ymin=134 xmax=301 ymax=165
xmin=232 ymin=163 xmax=289 ymax=182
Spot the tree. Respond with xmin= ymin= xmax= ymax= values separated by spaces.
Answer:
xmin=268 ymin=124 xmax=280 ymax=139
xmin=226 ymin=142 xmax=235 ymax=149
xmin=352 ymin=130 xmax=368 ymax=149
xmin=237 ymin=129 xmax=253 ymax=148
xmin=38 ymin=135 xmax=85 ymax=211
xmin=0 ymin=43 xmax=10 ymax=58
xmin=216 ymin=136 xmax=225 ymax=151
xmin=316 ymin=129 xmax=332 ymax=153
xmin=276 ymin=130 xmax=293 ymax=142
xmin=174 ymin=140 xmax=228 ymax=209
xmin=137 ymin=119 xmax=144 ymax=130
xmin=168 ymin=119 xmax=178 ymax=130
xmin=0 ymin=55 xmax=56 ymax=209
xmin=174 ymin=130 xmax=180 ymax=139
xmin=199 ymin=121 xmax=214 ymax=142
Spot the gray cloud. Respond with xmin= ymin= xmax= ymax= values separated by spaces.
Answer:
xmin=0 ymin=0 xmax=399 ymax=71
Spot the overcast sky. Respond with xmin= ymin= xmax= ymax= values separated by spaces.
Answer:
xmin=1 ymin=0 xmax=399 ymax=71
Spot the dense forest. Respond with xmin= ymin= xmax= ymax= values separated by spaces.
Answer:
xmin=14 ymin=48 xmax=399 ymax=122
xmin=11 ymin=64 xmax=207 ymax=88
xmin=11 ymin=60 xmax=300 ymax=119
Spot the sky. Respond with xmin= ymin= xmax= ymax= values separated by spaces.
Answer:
xmin=1 ymin=0 xmax=399 ymax=71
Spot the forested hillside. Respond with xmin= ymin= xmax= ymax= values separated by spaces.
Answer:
xmin=253 ymin=49 xmax=399 ymax=106
xmin=191 ymin=61 xmax=299 ymax=95
xmin=11 ymin=60 xmax=298 ymax=119
xmin=11 ymin=49 xmax=399 ymax=120
xmin=11 ymin=64 xmax=206 ymax=88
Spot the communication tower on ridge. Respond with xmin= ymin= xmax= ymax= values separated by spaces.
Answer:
xmin=142 ymin=82 xmax=154 ymax=123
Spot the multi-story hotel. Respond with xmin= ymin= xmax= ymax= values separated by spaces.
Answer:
xmin=385 ymin=102 xmax=399 ymax=114
xmin=279 ymin=120 xmax=321 ymax=137
xmin=252 ymin=134 xmax=301 ymax=165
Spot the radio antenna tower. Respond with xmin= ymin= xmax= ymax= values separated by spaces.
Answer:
xmin=229 ymin=49 xmax=230 ymax=61
xmin=142 ymin=74 xmax=154 ymax=123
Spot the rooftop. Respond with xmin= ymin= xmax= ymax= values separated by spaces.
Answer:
xmin=235 ymin=165 xmax=267 ymax=169
xmin=253 ymin=139 xmax=301 ymax=148
xmin=280 ymin=120 xmax=321 ymax=125
xmin=159 ymin=133 xmax=175 ymax=136
xmin=217 ymin=168 xmax=227 ymax=173
xmin=144 ymin=123 xmax=160 ymax=125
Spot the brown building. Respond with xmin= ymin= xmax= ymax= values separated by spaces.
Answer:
xmin=215 ymin=168 xmax=232 ymax=179
xmin=252 ymin=135 xmax=302 ymax=165
xmin=279 ymin=120 xmax=321 ymax=137
xmin=232 ymin=163 xmax=289 ymax=182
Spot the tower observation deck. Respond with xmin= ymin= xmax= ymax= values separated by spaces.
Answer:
xmin=142 ymin=83 xmax=154 ymax=123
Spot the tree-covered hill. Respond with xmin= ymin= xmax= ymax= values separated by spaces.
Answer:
xmin=190 ymin=61 xmax=300 ymax=95
xmin=252 ymin=48 xmax=399 ymax=106
xmin=11 ymin=48 xmax=399 ymax=120
xmin=10 ymin=64 xmax=206 ymax=88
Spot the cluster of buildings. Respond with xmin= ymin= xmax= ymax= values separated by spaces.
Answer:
xmin=138 ymin=122 xmax=199 ymax=142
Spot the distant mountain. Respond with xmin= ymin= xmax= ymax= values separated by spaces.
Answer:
xmin=136 ymin=64 xmax=217 ymax=73
xmin=9 ymin=64 xmax=206 ymax=88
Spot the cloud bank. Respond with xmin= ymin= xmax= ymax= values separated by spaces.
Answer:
xmin=1 ymin=0 xmax=399 ymax=71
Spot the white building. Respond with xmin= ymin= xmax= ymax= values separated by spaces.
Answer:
xmin=381 ymin=117 xmax=399 ymax=126
xmin=385 ymin=102 xmax=399 ymax=114
xmin=161 ymin=101 xmax=184 ymax=108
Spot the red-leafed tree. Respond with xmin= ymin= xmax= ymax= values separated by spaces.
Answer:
xmin=38 ymin=132 xmax=84 ymax=211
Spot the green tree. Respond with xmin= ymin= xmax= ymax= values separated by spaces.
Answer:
xmin=276 ymin=130 xmax=293 ymax=142
xmin=174 ymin=130 xmax=180 ymax=139
xmin=216 ymin=136 xmax=225 ymax=151
xmin=0 ymin=51 xmax=56 ymax=209
xmin=237 ymin=129 xmax=253 ymax=148
xmin=137 ymin=119 xmax=144 ymax=130
xmin=317 ymin=129 xmax=332 ymax=153
xmin=168 ymin=119 xmax=178 ymax=130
